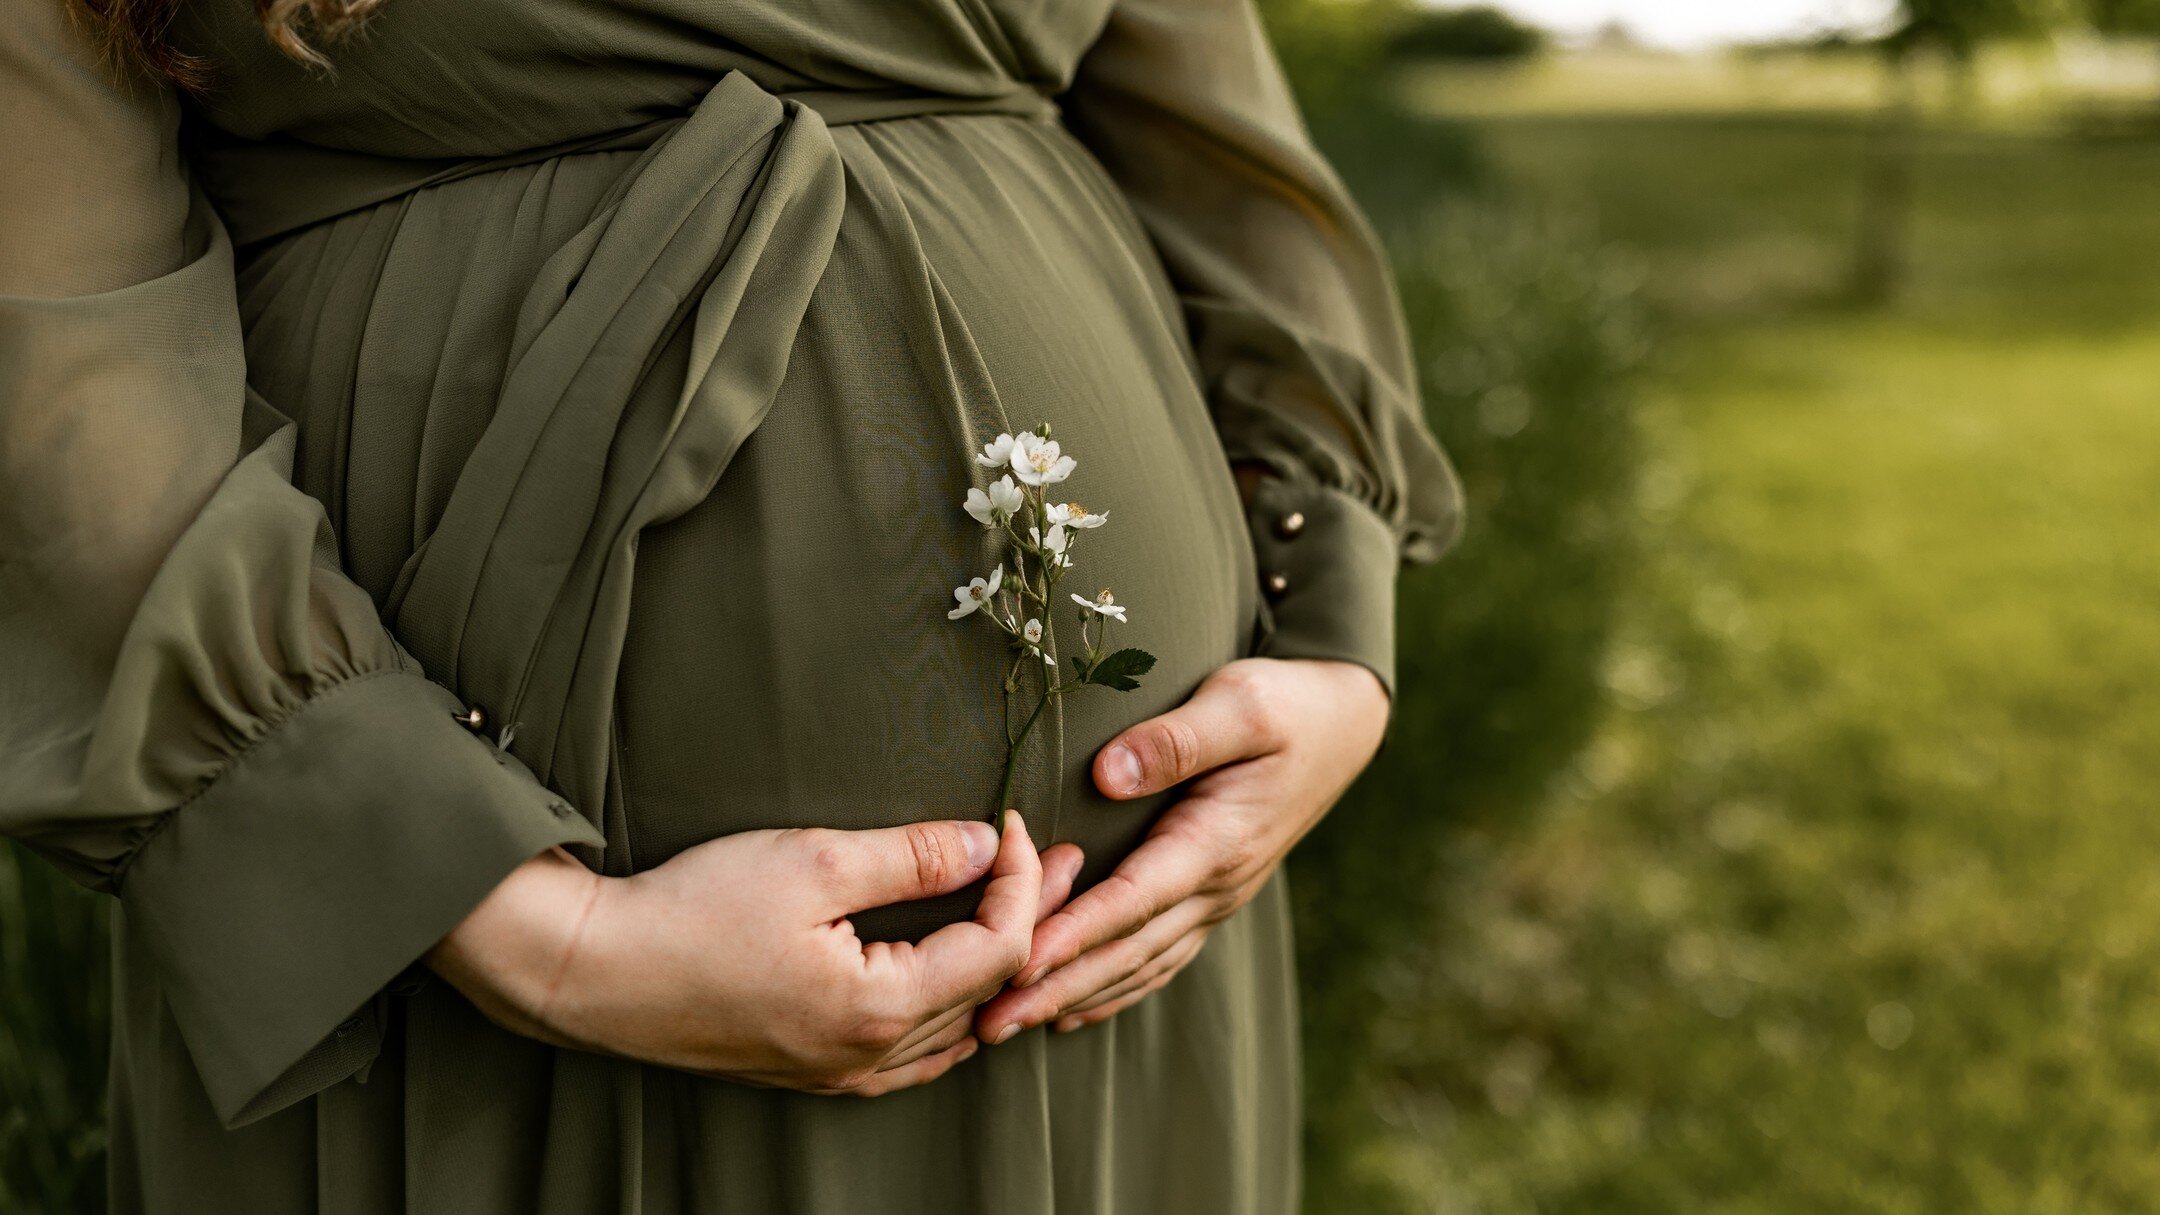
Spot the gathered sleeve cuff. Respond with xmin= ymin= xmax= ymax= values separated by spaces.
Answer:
xmin=1244 ymin=478 xmax=1402 ymax=694
xmin=118 ymin=667 xmax=600 ymax=1127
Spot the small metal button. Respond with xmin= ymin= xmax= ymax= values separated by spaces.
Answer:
xmin=452 ymin=705 xmax=487 ymax=732
xmin=1275 ymin=511 xmax=1307 ymax=540
xmin=546 ymin=799 xmax=577 ymax=820
xmin=1263 ymin=572 xmax=1290 ymax=599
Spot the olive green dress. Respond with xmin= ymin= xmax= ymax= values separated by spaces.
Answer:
xmin=0 ymin=0 xmax=1460 ymax=1210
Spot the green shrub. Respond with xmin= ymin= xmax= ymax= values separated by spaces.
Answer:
xmin=1390 ymin=7 xmax=1551 ymax=63
xmin=0 ymin=842 xmax=108 ymax=1213
xmin=1258 ymin=0 xmax=1417 ymax=116
xmin=1292 ymin=196 xmax=1649 ymax=1212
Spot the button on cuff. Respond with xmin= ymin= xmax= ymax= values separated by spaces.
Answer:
xmin=1244 ymin=479 xmax=1402 ymax=697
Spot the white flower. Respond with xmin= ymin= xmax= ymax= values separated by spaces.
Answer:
xmin=1072 ymin=588 xmax=1128 ymax=623
xmin=1029 ymin=522 xmax=1071 ymax=568
xmin=963 ymin=475 xmax=1025 ymax=526
xmin=1021 ymin=617 xmax=1056 ymax=665
xmin=1047 ymin=501 xmax=1107 ymax=530
xmin=976 ymin=433 xmax=1018 ymax=468
xmin=1010 ymin=431 xmax=1076 ymax=487
xmin=947 ymin=566 xmax=1004 ymax=620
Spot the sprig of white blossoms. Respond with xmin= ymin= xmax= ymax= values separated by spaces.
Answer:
xmin=948 ymin=425 xmax=1155 ymax=818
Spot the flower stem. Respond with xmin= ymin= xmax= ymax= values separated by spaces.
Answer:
xmin=994 ymin=682 xmax=1056 ymax=822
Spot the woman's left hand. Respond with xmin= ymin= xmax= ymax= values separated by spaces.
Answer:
xmin=974 ymin=656 xmax=1389 ymax=1043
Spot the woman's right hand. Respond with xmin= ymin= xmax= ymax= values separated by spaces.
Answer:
xmin=430 ymin=810 xmax=1063 ymax=1096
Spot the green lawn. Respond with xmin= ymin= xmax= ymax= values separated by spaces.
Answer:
xmin=1332 ymin=98 xmax=2160 ymax=1212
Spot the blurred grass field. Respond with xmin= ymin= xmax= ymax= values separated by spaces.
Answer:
xmin=1397 ymin=41 xmax=2160 ymax=122
xmin=1298 ymin=50 xmax=2160 ymax=1215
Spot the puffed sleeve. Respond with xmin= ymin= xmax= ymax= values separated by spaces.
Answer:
xmin=1061 ymin=0 xmax=1463 ymax=693
xmin=0 ymin=1 xmax=602 ymax=1127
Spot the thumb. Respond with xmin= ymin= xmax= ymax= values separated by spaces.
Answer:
xmin=903 ymin=810 xmax=1043 ymax=1009
xmin=799 ymin=820 xmax=1000 ymax=915
xmin=1094 ymin=666 xmax=1275 ymax=800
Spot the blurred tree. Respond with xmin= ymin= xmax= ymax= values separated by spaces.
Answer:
xmin=2088 ymin=0 xmax=2160 ymax=35
xmin=1888 ymin=0 xmax=2066 ymax=62
xmin=1388 ymin=6 xmax=1549 ymax=63
xmin=1587 ymin=19 xmax=1644 ymax=51
xmin=1853 ymin=0 xmax=2070 ymax=301
xmin=1256 ymin=0 xmax=1415 ymax=115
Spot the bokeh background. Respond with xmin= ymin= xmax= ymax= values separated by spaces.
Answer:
xmin=9 ymin=0 xmax=2160 ymax=1209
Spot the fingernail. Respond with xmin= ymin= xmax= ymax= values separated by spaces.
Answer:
xmin=992 ymin=1023 xmax=1020 ymax=1045
xmin=963 ymin=821 xmax=998 ymax=869
xmin=1104 ymin=745 xmax=1141 ymax=795
xmin=1054 ymin=1017 xmax=1080 ymax=1034
xmin=958 ymin=1040 xmax=979 ymax=1061
xmin=1003 ymin=808 xmax=1026 ymax=837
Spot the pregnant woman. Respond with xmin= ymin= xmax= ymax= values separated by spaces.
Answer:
xmin=0 ymin=0 xmax=1460 ymax=1210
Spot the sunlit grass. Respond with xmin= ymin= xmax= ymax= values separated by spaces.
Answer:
xmin=1450 ymin=112 xmax=2160 ymax=324
xmin=1399 ymin=43 xmax=2160 ymax=123
xmin=1367 ymin=307 xmax=2160 ymax=1215
xmin=1400 ymin=49 xmax=1894 ymax=118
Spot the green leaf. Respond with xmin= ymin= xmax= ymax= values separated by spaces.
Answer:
xmin=1071 ymin=655 xmax=1091 ymax=680
xmin=1085 ymin=647 xmax=1156 ymax=692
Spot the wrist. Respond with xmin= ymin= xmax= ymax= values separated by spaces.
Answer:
xmin=427 ymin=847 xmax=605 ymax=1043
xmin=1324 ymin=657 xmax=1391 ymax=732
xmin=1278 ymin=657 xmax=1391 ymax=777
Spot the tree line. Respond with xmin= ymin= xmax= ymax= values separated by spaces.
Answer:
xmin=1389 ymin=2 xmax=2160 ymax=303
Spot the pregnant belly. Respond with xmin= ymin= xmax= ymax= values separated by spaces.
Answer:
xmin=611 ymin=115 xmax=1258 ymax=941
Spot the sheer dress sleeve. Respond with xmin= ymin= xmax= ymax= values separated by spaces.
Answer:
xmin=0 ymin=0 xmax=601 ymax=1128
xmin=1060 ymin=0 xmax=1464 ymax=692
